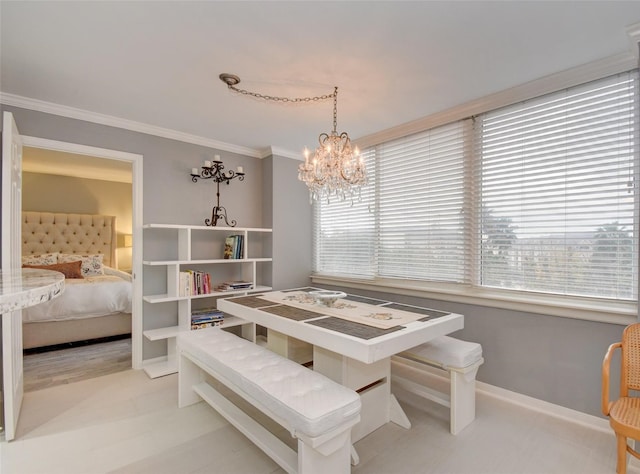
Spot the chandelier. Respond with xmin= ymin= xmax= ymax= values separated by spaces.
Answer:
xmin=219 ymin=74 xmax=367 ymax=204
xmin=298 ymin=87 xmax=367 ymax=203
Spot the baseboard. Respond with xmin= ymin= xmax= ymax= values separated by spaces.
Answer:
xmin=390 ymin=357 xmax=610 ymax=434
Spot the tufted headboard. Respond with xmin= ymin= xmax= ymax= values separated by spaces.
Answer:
xmin=22 ymin=211 xmax=117 ymax=268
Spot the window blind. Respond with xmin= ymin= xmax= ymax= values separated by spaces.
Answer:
xmin=312 ymin=148 xmax=376 ymax=278
xmin=478 ymin=71 xmax=639 ymax=299
xmin=377 ymin=121 xmax=471 ymax=282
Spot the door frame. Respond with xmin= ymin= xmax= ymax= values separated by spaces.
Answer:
xmin=21 ymin=136 xmax=144 ymax=369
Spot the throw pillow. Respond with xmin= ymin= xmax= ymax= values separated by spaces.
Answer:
xmin=21 ymin=252 xmax=59 ymax=266
xmin=58 ymin=253 xmax=104 ymax=277
xmin=23 ymin=260 xmax=84 ymax=279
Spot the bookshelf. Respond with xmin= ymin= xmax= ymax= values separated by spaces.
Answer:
xmin=141 ymin=224 xmax=272 ymax=378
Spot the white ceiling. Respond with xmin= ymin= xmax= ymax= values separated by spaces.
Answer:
xmin=2 ymin=1 xmax=640 ymax=158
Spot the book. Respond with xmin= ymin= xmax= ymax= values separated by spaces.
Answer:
xmin=179 ymin=270 xmax=213 ymax=296
xmin=191 ymin=308 xmax=224 ymax=322
xmin=223 ymin=236 xmax=235 ymax=259
xmin=223 ymin=234 xmax=244 ymax=259
xmin=191 ymin=320 xmax=224 ymax=330
xmin=215 ymin=281 xmax=253 ymax=292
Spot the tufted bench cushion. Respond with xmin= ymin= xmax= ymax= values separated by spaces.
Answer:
xmin=177 ymin=328 xmax=361 ymax=439
xmin=399 ymin=335 xmax=483 ymax=369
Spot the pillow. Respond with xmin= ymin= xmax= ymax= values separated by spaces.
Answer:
xmin=21 ymin=252 xmax=58 ymax=266
xmin=23 ymin=260 xmax=84 ymax=279
xmin=58 ymin=253 xmax=104 ymax=277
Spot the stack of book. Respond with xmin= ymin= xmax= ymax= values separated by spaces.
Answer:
xmin=191 ymin=308 xmax=224 ymax=329
xmin=223 ymin=234 xmax=244 ymax=259
xmin=215 ymin=281 xmax=254 ymax=292
xmin=179 ymin=270 xmax=212 ymax=296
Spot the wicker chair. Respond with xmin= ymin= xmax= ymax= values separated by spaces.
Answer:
xmin=602 ymin=323 xmax=640 ymax=474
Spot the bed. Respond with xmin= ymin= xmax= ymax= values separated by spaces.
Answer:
xmin=21 ymin=211 xmax=132 ymax=349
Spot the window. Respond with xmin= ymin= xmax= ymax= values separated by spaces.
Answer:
xmin=313 ymin=71 xmax=639 ymax=306
xmin=312 ymin=149 xmax=376 ymax=278
xmin=479 ymin=73 xmax=638 ymax=299
xmin=377 ymin=121 xmax=471 ymax=282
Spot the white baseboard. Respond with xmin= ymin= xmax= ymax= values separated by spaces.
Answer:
xmin=390 ymin=358 xmax=610 ymax=434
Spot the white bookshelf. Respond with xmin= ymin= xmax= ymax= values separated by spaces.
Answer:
xmin=142 ymin=224 xmax=272 ymax=378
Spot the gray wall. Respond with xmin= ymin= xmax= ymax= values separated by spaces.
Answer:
xmin=0 ymin=104 xmax=629 ymax=419
xmin=263 ymin=153 xmax=312 ymax=290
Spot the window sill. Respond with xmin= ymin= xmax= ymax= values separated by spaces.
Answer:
xmin=310 ymin=274 xmax=637 ymax=326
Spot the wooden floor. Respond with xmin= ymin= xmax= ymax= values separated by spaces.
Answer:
xmin=1 ymin=366 xmax=634 ymax=474
xmin=23 ymin=337 xmax=132 ymax=392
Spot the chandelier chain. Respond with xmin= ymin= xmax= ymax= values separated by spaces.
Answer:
xmin=333 ymin=87 xmax=338 ymax=133
xmin=225 ymin=83 xmax=336 ymax=104
xmin=219 ymin=73 xmax=366 ymax=203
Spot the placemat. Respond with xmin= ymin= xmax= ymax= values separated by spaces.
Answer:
xmin=382 ymin=303 xmax=450 ymax=320
xmin=225 ymin=295 xmax=279 ymax=309
xmin=306 ymin=317 xmax=404 ymax=340
xmin=261 ymin=304 xmax=326 ymax=321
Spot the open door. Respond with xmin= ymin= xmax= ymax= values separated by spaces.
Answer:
xmin=2 ymin=111 xmax=24 ymax=441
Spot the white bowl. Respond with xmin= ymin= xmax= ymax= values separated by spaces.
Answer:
xmin=309 ymin=290 xmax=347 ymax=307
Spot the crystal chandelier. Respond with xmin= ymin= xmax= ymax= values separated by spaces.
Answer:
xmin=298 ymin=87 xmax=367 ymax=203
xmin=219 ymin=74 xmax=367 ymax=204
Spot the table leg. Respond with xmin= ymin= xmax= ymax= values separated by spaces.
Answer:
xmin=312 ymin=346 xmax=411 ymax=442
xmin=266 ymin=329 xmax=313 ymax=364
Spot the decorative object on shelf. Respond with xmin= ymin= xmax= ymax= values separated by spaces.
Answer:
xmin=219 ymin=73 xmax=367 ymax=204
xmin=190 ymin=154 xmax=245 ymax=226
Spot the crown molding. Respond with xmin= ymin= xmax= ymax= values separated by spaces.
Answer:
xmin=0 ymin=92 xmax=265 ymax=158
xmin=355 ymin=51 xmax=638 ymax=150
xmin=262 ymin=146 xmax=303 ymax=161
xmin=628 ymin=21 xmax=640 ymax=60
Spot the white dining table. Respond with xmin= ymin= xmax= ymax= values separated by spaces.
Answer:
xmin=218 ymin=287 xmax=464 ymax=447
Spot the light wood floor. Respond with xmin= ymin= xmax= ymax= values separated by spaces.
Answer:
xmin=23 ymin=337 xmax=132 ymax=392
xmin=1 ymin=367 xmax=635 ymax=474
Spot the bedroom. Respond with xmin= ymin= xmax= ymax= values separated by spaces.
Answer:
xmin=20 ymin=147 xmax=134 ymax=390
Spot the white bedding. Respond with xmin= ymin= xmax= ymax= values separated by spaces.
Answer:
xmin=22 ymin=267 xmax=132 ymax=323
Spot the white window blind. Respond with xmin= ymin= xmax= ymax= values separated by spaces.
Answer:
xmin=377 ymin=121 xmax=471 ymax=282
xmin=312 ymin=149 xmax=376 ymax=278
xmin=479 ymin=71 xmax=639 ymax=299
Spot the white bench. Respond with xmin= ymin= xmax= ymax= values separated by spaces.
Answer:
xmin=391 ymin=335 xmax=483 ymax=435
xmin=177 ymin=328 xmax=361 ymax=474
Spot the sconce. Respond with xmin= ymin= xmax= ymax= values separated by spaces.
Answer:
xmin=190 ymin=155 xmax=245 ymax=227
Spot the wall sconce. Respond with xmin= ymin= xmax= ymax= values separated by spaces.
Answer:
xmin=190 ymin=154 xmax=245 ymax=227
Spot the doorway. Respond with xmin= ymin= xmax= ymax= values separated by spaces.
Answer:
xmin=20 ymin=136 xmax=143 ymax=375
xmin=21 ymin=146 xmax=134 ymax=391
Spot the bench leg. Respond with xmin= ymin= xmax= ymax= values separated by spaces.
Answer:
xmin=178 ymin=352 xmax=204 ymax=408
xmin=298 ymin=429 xmax=352 ymax=474
xmin=390 ymin=393 xmax=412 ymax=429
xmin=450 ymin=367 xmax=478 ymax=435
xmin=351 ymin=445 xmax=360 ymax=466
